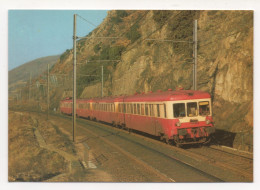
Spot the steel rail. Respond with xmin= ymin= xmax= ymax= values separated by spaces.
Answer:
xmin=73 ymin=116 xmax=224 ymax=182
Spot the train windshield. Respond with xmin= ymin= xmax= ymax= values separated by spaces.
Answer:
xmin=173 ymin=103 xmax=186 ymax=118
xmin=187 ymin=102 xmax=198 ymax=117
xmin=199 ymin=101 xmax=210 ymax=116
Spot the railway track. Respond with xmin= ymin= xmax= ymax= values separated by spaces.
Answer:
xmin=55 ymin=112 xmax=252 ymax=182
xmin=10 ymin=109 xmax=253 ymax=182
xmin=74 ymin=115 xmax=252 ymax=181
xmin=76 ymin=117 xmax=223 ymax=182
xmin=186 ymin=146 xmax=253 ymax=180
xmin=74 ymin=116 xmax=224 ymax=182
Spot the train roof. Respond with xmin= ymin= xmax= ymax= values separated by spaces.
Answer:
xmin=123 ymin=90 xmax=211 ymax=102
xmin=60 ymin=90 xmax=211 ymax=103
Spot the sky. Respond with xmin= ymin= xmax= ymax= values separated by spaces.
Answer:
xmin=8 ymin=10 xmax=108 ymax=70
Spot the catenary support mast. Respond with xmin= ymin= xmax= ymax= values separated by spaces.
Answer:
xmin=73 ymin=14 xmax=77 ymax=142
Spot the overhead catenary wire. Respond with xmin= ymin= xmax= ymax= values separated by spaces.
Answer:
xmin=77 ymin=14 xmax=98 ymax=28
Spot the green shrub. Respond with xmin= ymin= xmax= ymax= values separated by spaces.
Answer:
xmin=93 ymin=44 xmax=101 ymax=53
xmin=110 ymin=10 xmax=128 ymax=24
xmin=126 ymin=24 xmax=141 ymax=43
xmin=100 ymin=45 xmax=125 ymax=60
xmin=60 ymin=49 xmax=70 ymax=61
xmin=152 ymin=10 xmax=172 ymax=27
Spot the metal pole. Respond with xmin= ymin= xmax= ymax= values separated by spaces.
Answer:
xmin=101 ymin=65 xmax=103 ymax=97
xmin=47 ymin=64 xmax=50 ymax=120
xmin=193 ymin=20 xmax=198 ymax=90
xmin=73 ymin=14 xmax=77 ymax=142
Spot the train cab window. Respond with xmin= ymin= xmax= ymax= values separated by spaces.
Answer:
xmin=187 ymin=102 xmax=198 ymax=117
xmin=173 ymin=103 xmax=186 ymax=118
xmin=199 ymin=101 xmax=210 ymax=116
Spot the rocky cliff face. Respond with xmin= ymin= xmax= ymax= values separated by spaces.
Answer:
xmin=51 ymin=10 xmax=253 ymax=150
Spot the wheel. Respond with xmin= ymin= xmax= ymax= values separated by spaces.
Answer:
xmin=176 ymin=143 xmax=182 ymax=148
xmin=164 ymin=137 xmax=169 ymax=144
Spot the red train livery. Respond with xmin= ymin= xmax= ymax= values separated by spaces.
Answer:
xmin=60 ymin=89 xmax=215 ymax=146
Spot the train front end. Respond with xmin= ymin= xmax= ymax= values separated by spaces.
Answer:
xmin=167 ymin=91 xmax=215 ymax=146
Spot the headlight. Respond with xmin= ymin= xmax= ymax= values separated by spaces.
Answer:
xmin=206 ymin=119 xmax=211 ymax=124
xmin=175 ymin=121 xmax=181 ymax=127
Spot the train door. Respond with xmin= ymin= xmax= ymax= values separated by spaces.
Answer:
xmin=154 ymin=103 xmax=165 ymax=137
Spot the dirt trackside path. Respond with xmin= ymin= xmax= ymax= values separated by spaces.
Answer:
xmin=8 ymin=111 xmax=78 ymax=182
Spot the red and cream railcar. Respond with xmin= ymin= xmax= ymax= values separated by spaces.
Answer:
xmin=60 ymin=89 xmax=215 ymax=146
xmin=76 ymin=99 xmax=93 ymax=119
xmin=118 ymin=90 xmax=215 ymax=145
xmin=60 ymin=98 xmax=73 ymax=115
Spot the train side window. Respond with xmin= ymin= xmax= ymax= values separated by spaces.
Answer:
xmin=157 ymin=104 xmax=160 ymax=117
xmin=133 ymin=104 xmax=136 ymax=114
xmin=145 ymin=104 xmax=149 ymax=116
xmin=119 ymin=104 xmax=121 ymax=113
xmin=137 ymin=104 xmax=140 ymax=115
xmin=141 ymin=104 xmax=145 ymax=115
xmin=173 ymin=103 xmax=186 ymax=118
xmin=164 ymin=104 xmax=167 ymax=118
xmin=120 ymin=104 xmax=123 ymax=113
xmin=149 ymin=104 xmax=154 ymax=116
